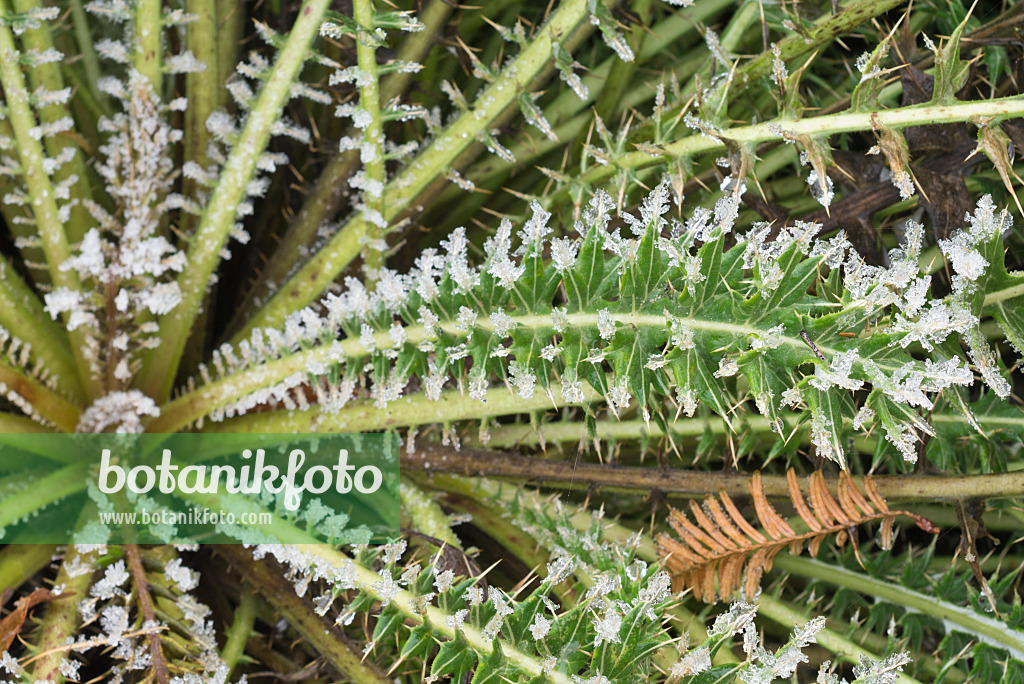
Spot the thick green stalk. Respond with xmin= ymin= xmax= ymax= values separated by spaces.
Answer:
xmin=353 ymin=0 xmax=386 ymax=276
xmin=220 ymin=583 xmax=257 ymax=680
xmin=0 ymin=543 xmax=54 ymax=593
xmin=12 ymin=0 xmax=96 ymax=245
xmin=756 ymin=593 xmax=923 ymax=684
xmin=181 ymin=483 xmax=576 ymax=684
xmin=233 ymin=0 xmax=592 ymax=341
xmin=564 ymin=95 xmax=1024 ymax=198
xmin=0 ymin=359 xmax=81 ymax=432
xmin=773 ymin=555 xmax=1024 ymax=662
xmin=0 ymin=1 xmax=99 ymax=397
xmin=29 ymin=543 xmax=98 ymax=683
xmin=983 ymin=282 xmax=1024 ymax=307
xmin=137 ymin=0 xmax=333 ymax=403
xmin=0 ymin=462 xmax=88 ymax=532
xmin=199 ymin=383 xmax=601 ymax=434
xmin=179 ymin=0 xmax=221 ymax=376
xmin=0 ymin=257 xmax=83 ymax=399
xmin=467 ymin=404 xmax=1020 ymax=454
xmin=401 ymin=478 xmax=461 ymax=548
xmin=68 ymin=0 xmax=106 ymax=111
xmin=215 ymin=0 xmax=241 ymax=103
xmin=134 ymin=0 xmax=162 ymax=90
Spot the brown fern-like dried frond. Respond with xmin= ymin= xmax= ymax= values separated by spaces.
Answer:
xmin=657 ymin=469 xmax=939 ymax=603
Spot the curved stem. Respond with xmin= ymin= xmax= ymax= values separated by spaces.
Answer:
xmin=773 ymin=554 xmax=1024 ymax=662
xmin=0 ymin=360 xmax=82 ymax=432
xmin=12 ymin=0 xmax=96 ymax=245
xmin=0 ymin=0 xmax=99 ymax=397
xmin=165 ymin=308 xmax=904 ymax=435
xmin=0 ymin=462 xmax=89 ymax=533
xmin=0 ymin=543 xmax=55 ymax=594
xmin=137 ymin=0 xmax=333 ymax=403
xmin=220 ymin=582 xmax=257 ymax=680
xmin=0 ymin=258 xmax=83 ymax=399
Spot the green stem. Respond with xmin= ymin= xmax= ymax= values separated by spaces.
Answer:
xmin=184 ymin=482 xmax=576 ymax=684
xmin=233 ymin=0 xmax=593 ymax=341
xmin=0 ymin=0 xmax=99 ymax=397
xmin=0 ymin=359 xmax=82 ymax=432
xmin=0 ymin=462 xmax=88 ymax=533
xmin=0 ymin=543 xmax=55 ymax=593
xmin=179 ymin=0 xmax=221 ymax=376
xmin=137 ymin=0 xmax=333 ymax=403
xmin=134 ymin=0 xmax=162 ymax=90
xmin=220 ymin=583 xmax=257 ymax=680
xmin=773 ymin=554 xmax=1024 ymax=662
xmin=568 ymin=95 xmax=1024 ymax=197
xmin=466 ymin=404 xmax=1021 ymax=453
xmin=199 ymin=383 xmax=601 ymax=434
xmin=68 ymin=0 xmax=106 ymax=113
xmin=756 ymin=593 xmax=923 ymax=684
xmin=401 ymin=477 xmax=460 ymax=548
xmin=218 ymin=546 xmax=403 ymax=684
xmin=29 ymin=543 xmax=98 ymax=683
xmin=12 ymin=0 xmax=96 ymax=245
xmin=983 ymin=281 xmax=1024 ymax=307
xmin=0 ymin=258 xmax=83 ymax=399
xmin=353 ymin=0 xmax=386 ymax=276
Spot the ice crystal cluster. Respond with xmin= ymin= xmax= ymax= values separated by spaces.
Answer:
xmin=179 ymin=180 xmax=1018 ymax=470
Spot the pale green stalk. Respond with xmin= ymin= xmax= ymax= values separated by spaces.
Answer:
xmin=134 ymin=0 xmax=162 ymax=91
xmin=353 ymin=0 xmax=386 ymax=276
xmin=0 ymin=355 xmax=82 ymax=432
xmin=563 ymin=95 xmax=1024 ymax=199
xmin=12 ymin=0 xmax=96 ymax=244
xmin=231 ymin=0 xmax=455 ymax=324
xmin=29 ymin=510 xmax=98 ymax=684
xmin=199 ymin=383 xmax=601 ymax=434
xmin=68 ymin=0 xmax=106 ymax=111
xmin=0 ymin=1 xmax=99 ymax=397
xmin=233 ymin=0 xmax=593 ymax=341
xmin=137 ymin=0 xmax=333 ymax=402
xmin=0 ymin=543 xmax=55 ymax=594
xmin=773 ymin=555 xmax=1024 ymax=662
xmin=0 ymin=256 xmax=83 ymax=398
xmin=180 ymin=0 xmax=221 ymax=375
xmin=216 ymin=0 xmax=241 ymax=105
xmin=0 ymin=462 xmax=89 ymax=533
xmin=220 ymin=585 xmax=257 ymax=680
xmin=401 ymin=478 xmax=461 ymax=548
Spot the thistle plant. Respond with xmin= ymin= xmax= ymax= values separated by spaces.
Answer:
xmin=0 ymin=0 xmax=1023 ymax=682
